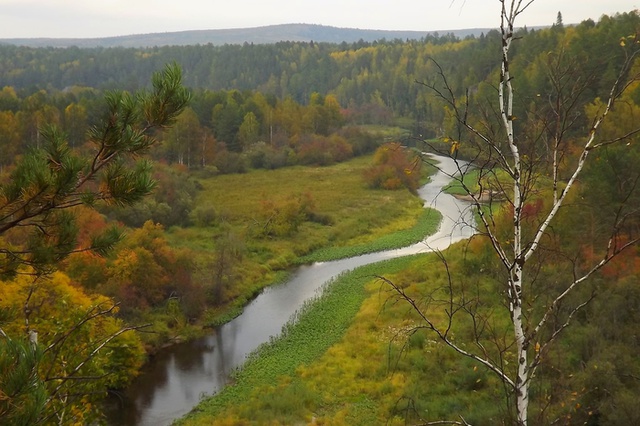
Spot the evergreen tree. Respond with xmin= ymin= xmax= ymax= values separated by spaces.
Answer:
xmin=0 ymin=63 xmax=189 ymax=424
xmin=0 ymin=63 xmax=190 ymax=278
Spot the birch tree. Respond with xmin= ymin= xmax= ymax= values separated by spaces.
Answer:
xmin=387 ymin=2 xmax=640 ymax=424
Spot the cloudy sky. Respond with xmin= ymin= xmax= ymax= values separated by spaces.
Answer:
xmin=0 ymin=0 xmax=635 ymax=39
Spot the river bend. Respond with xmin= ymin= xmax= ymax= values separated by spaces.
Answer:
xmin=105 ymin=154 xmax=475 ymax=425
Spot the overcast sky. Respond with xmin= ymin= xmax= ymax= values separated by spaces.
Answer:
xmin=0 ymin=0 xmax=636 ymax=39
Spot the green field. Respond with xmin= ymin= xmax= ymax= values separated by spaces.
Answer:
xmin=167 ymin=154 xmax=437 ymax=325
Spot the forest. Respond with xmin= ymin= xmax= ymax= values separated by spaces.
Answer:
xmin=1 ymin=8 xmax=640 ymax=425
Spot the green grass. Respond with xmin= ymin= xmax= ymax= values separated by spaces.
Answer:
xmin=443 ymin=167 xmax=481 ymax=195
xmin=443 ymin=166 xmax=514 ymax=197
xmin=176 ymin=255 xmax=421 ymax=425
xmin=177 ymin=244 xmax=508 ymax=425
xmin=298 ymin=207 xmax=442 ymax=263
xmin=165 ymin=154 xmax=432 ymax=325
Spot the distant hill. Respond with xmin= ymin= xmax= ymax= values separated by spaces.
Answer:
xmin=0 ymin=23 xmax=494 ymax=48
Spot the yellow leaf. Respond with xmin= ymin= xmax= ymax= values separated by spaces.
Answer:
xmin=450 ymin=141 xmax=459 ymax=155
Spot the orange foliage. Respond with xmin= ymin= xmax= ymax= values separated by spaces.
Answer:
xmin=72 ymin=206 xmax=108 ymax=247
xmin=363 ymin=142 xmax=420 ymax=192
xmin=601 ymin=238 xmax=640 ymax=279
xmin=98 ymin=221 xmax=195 ymax=314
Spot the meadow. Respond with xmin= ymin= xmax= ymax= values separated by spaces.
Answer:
xmin=177 ymin=243 xmax=506 ymax=425
xmin=166 ymin=154 xmax=439 ymax=326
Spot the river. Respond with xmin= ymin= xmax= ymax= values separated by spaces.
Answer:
xmin=104 ymin=153 xmax=475 ymax=426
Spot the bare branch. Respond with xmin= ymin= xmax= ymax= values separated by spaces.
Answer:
xmin=524 ymin=49 xmax=640 ymax=263
xmin=378 ymin=274 xmax=516 ymax=389
xmin=45 ymin=322 xmax=150 ymax=402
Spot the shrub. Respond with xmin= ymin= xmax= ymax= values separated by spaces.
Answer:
xmin=297 ymin=134 xmax=353 ymax=166
xmin=191 ymin=206 xmax=217 ymax=227
xmin=245 ymin=142 xmax=292 ymax=170
xmin=255 ymin=192 xmax=318 ymax=238
xmin=214 ymin=149 xmax=247 ymax=174
xmin=363 ymin=142 xmax=420 ymax=192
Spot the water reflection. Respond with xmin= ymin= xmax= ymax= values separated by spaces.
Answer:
xmin=105 ymin=154 xmax=474 ymax=425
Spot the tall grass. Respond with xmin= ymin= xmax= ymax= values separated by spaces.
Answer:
xmin=176 ymin=255 xmax=420 ymax=425
xmin=167 ymin=154 xmax=431 ymax=325
xmin=177 ymin=245 xmax=507 ymax=425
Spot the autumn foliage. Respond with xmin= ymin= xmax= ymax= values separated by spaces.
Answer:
xmin=256 ymin=192 xmax=319 ymax=238
xmin=60 ymin=221 xmax=203 ymax=328
xmin=363 ymin=142 xmax=421 ymax=192
xmin=0 ymin=271 xmax=145 ymax=423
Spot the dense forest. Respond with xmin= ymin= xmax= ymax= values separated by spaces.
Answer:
xmin=0 ymin=23 xmax=466 ymax=48
xmin=1 ymin=12 xmax=638 ymax=160
xmin=1 ymin=8 xmax=640 ymax=425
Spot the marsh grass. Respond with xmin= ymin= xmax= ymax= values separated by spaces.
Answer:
xmin=176 ymin=256 xmax=418 ymax=425
xmin=166 ymin=154 xmax=431 ymax=324
xmin=177 ymin=245 xmax=507 ymax=425
xmin=298 ymin=207 xmax=442 ymax=263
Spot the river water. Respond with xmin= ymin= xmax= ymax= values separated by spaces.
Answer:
xmin=104 ymin=154 xmax=475 ymax=426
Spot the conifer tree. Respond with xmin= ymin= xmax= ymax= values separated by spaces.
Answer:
xmin=0 ymin=63 xmax=190 ymax=424
xmin=0 ymin=62 xmax=190 ymax=278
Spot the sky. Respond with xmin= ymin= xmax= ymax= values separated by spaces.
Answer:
xmin=0 ymin=0 xmax=636 ymax=39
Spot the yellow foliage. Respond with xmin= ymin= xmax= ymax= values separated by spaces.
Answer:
xmin=0 ymin=270 xmax=145 ymax=422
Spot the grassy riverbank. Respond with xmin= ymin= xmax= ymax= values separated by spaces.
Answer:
xmin=177 ymin=243 xmax=504 ymax=425
xmin=164 ymin=154 xmax=438 ymax=327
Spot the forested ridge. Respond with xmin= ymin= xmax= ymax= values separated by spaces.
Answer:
xmin=0 ymin=23 xmax=474 ymax=49
xmin=1 ymin=9 xmax=640 ymax=425
xmin=2 ymin=12 xmax=638 ymax=164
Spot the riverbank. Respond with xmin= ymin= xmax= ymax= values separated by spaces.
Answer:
xmin=172 ymin=154 xmax=478 ymax=424
xmin=177 ymin=237 xmax=510 ymax=425
xmin=104 ymin=154 xmax=444 ymax=425
xmin=176 ymin=255 xmax=423 ymax=425
xmin=142 ymin=202 xmax=443 ymax=351
xmin=164 ymin=154 xmax=434 ymax=329
xmin=175 ymin=155 xmax=484 ymax=424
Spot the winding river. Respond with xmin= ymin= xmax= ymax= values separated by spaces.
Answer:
xmin=105 ymin=154 xmax=475 ymax=426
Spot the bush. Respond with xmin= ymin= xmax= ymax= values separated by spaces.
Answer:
xmin=244 ymin=142 xmax=292 ymax=170
xmin=338 ymin=126 xmax=379 ymax=156
xmin=214 ymin=149 xmax=247 ymax=174
xmin=297 ymin=134 xmax=353 ymax=166
xmin=255 ymin=192 xmax=319 ymax=238
xmin=191 ymin=205 xmax=217 ymax=227
xmin=363 ymin=142 xmax=420 ymax=192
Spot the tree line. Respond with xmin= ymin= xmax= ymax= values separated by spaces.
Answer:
xmin=0 ymin=11 xmax=637 ymax=132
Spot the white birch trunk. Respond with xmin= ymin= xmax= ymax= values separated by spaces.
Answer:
xmin=500 ymin=2 xmax=531 ymax=423
xmin=513 ymin=265 xmax=528 ymax=425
